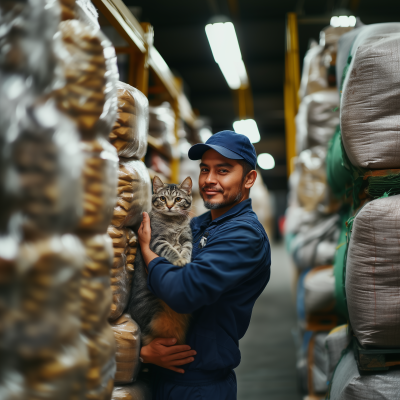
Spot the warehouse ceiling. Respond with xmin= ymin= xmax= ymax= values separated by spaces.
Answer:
xmin=121 ymin=0 xmax=400 ymax=190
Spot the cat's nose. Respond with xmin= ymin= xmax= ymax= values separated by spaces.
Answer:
xmin=166 ymin=202 xmax=174 ymax=209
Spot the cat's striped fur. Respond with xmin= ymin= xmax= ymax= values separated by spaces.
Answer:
xmin=129 ymin=176 xmax=193 ymax=346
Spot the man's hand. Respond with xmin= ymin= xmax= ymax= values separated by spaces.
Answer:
xmin=137 ymin=212 xmax=158 ymax=267
xmin=140 ymin=337 xmax=196 ymax=374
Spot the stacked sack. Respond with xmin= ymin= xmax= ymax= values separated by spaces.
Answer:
xmin=106 ymin=82 xmax=152 ymax=397
xmin=326 ymin=23 xmax=400 ymax=399
xmin=0 ymin=0 xmax=97 ymax=398
xmin=52 ymin=1 xmax=121 ymax=399
xmin=285 ymin=25 xmax=354 ymax=399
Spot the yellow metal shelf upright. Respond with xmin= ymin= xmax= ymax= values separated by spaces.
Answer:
xmin=92 ymin=0 xmax=197 ymax=182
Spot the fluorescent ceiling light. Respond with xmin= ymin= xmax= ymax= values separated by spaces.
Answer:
xmin=257 ymin=153 xmax=275 ymax=170
xmin=233 ymin=119 xmax=260 ymax=143
xmin=205 ymin=22 xmax=248 ymax=90
xmin=199 ymin=127 xmax=212 ymax=143
xmin=330 ymin=15 xmax=356 ymax=27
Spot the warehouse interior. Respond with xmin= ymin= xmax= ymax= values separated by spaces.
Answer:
xmin=2 ymin=0 xmax=400 ymax=399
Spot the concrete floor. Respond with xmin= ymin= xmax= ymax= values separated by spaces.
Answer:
xmin=235 ymin=242 xmax=302 ymax=400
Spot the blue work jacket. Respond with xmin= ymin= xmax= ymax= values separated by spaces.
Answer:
xmin=147 ymin=198 xmax=271 ymax=384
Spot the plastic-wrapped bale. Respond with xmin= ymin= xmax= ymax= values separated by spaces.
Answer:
xmin=296 ymin=90 xmax=339 ymax=154
xmin=112 ymin=381 xmax=152 ymax=400
xmin=79 ymin=234 xmax=116 ymax=400
xmin=325 ymin=325 xmax=350 ymax=383
xmin=310 ymin=332 xmax=329 ymax=395
xmin=110 ymin=314 xmax=141 ymax=384
xmin=346 ymin=194 xmax=400 ymax=348
xmin=78 ymin=139 xmax=118 ymax=233
xmin=107 ymin=226 xmax=129 ymax=321
xmin=59 ymin=0 xmax=76 ymax=21
xmin=341 ymin=23 xmax=400 ymax=169
xmin=111 ymin=160 xmax=152 ymax=229
xmin=304 ymin=266 xmax=335 ymax=315
xmin=125 ymin=229 xmax=137 ymax=288
xmin=53 ymin=19 xmax=118 ymax=140
xmin=289 ymin=213 xmax=340 ymax=271
xmin=75 ymin=0 xmax=100 ymax=28
xmin=296 ymin=147 xmax=339 ymax=214
xmin=110 ymin=82 xmax=148 ymax=159
xmin=328 ymin=348 xmax=400 ymax=399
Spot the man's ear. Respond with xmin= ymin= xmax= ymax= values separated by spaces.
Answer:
xmin=179 ymin=176 xmax=192 ymax=194
xmin=153 ymin=176 xmax=165 ymax=193
xmin=244 ymin=170 xmax=257 ymax=190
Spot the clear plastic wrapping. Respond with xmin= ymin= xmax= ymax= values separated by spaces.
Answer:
xmin=110 ymin=82 xmax=148 ymax=159
xmin=111 ymin=160 xmax=151 ymax=228
xmin=16 ymin=234 xmax=85 ymax=355
xmin=325 ymin=325 xmax=350 ymax=382
xmin=346 ymin=195 xmax=400 ymax=348
xmin=125 ymin=229 xmax=137 ymax=288
xmin=59 ymin=0 xmax=76 ymax=21
xmin=112 ymin=381 xmax=152 ymax=400
xmin=107 ymin=226 xmax=129 ymax=321
xmin=75 ymin=0 xmax=100 ymax=29
xmin=110 ymin=314 xmax=141 ymax=385
xmin=78 ymin=139 xmax=118 ymax=233
xmin=53 ymin=19 xmax=118 ymax=140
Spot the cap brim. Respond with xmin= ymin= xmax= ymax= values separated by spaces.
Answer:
xmin=188 ymin=144 xmax=244 ymax=161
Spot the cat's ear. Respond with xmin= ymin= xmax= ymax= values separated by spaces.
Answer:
xmin=153 ymin=176 xmax=165 ymax=193
xmin=179 ymin=176 xmax=192 ymax=195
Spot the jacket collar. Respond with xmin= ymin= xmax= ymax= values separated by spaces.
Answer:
xmin=196 ymin=198 xmax=253 ymax=228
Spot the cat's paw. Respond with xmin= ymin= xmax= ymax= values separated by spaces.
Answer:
xmin=174 ymin=258 xmax=187 ymax=267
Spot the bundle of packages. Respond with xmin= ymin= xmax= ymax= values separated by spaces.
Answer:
xmin=78 ymin=139 xmax=118 ymax=233
xmin=324 ymin=325 xmax=350 ymax=382
xmin=80 ymin=234 xmax=116 ymax=400
xmin=111 ymin=159 xmax=151 ymax=229
xmin=341 ymin=23 xmax=400 ymax=170
xmin=125 ymin=229 xmax=137 ymax=288
xmin=289 ymin=212 xmax=340 ymax=271
xmin=309 ymin=332 xmax=329 ymax=395
xmin=75 ymin=0 xmax=100 ymax=29
xmin=53 ymin=18 xmax=118 ymax=140
xmin=110 ymin=82 xmax=149 ymax=159
xmin=296 ymin=90 xmax=339 ymax=154
xmin=328 ymin=348 xmax=400 ymax=399
xmin=112 ymin=381 xmax=152 ymax=400
xmin=304 ymin=266 xmax=335 ymax=315
xmin=346 ymin=195 xmax=400 ymax=348
xmin=110 ymin=314 xmax=141 ymax=384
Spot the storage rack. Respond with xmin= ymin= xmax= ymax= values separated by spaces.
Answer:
xmin=92 ymin=0 xmax=198 ymax=183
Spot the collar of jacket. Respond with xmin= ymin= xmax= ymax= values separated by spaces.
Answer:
xmin=196 ymin=198 xmax=253 ymax=228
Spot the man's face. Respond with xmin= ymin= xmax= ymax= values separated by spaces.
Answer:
xmin=199 ymin=149 xmax=244 ymax=209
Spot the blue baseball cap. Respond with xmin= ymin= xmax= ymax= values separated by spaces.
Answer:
xmin=188 ymin=130 xmax=257 ymax=169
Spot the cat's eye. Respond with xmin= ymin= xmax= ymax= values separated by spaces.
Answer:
xmin=175 ymin=197 xmax=181 ymax=202
xmin=160 ymin=196 xmax=166 ymax=202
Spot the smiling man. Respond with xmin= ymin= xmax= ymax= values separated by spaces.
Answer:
xmin=137 ymin=130 xmax=271 ymax=400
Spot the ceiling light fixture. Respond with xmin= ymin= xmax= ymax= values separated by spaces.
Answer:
xmin=257 ymin=153 xmax=275 ymax=170
xmin=233 ymin=119 xmax=260 ymax=143
xmin=330 ymin=15 xmax=356 ymax=27
xmin=205 ymin=22 xmax=249 ymax=90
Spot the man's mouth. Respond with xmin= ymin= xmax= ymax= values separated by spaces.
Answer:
xmin=202 ymin=187 xmax=223 ymax=196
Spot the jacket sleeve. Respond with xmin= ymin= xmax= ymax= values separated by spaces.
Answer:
xmin=147 ymin=221 xmax=270 ymax=314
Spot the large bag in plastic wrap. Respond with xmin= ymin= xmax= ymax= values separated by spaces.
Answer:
xmin=110 ymin=82 xmax=148 ymax=159
xmin=296 ymin=147 xmax=339 ymax=214
xmin=304 ymin=266 xmax=335 ymax=315
xmin=53 ymin=19 xmax=118 ymax=140
xmin=310 ymin=332 xmax=329 ymax=395
xmin=296 ymin=90 xmax=339 ymax=154
xmin=110 ymin=314 xmax=141 ymax=384
xmin=78 ymin=139 xmax=118 ymax=233
xmin=325 ymin=324 xmax=350 ymax=383
xmin=112 ymin=381 xmax=152 ymax=400
xmin=346 ymin=194 xmax=400 ymax=348
xmin=111 ymin=160 xmax=151 ymax=228
xmin=341 ymin=23 xmax=400 ymax=169
xmin=329 ymin=348 xmax=400 ymax=399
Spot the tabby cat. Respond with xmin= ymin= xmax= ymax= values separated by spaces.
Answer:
xmin=129 ymin=176 xmax=193 ymax=346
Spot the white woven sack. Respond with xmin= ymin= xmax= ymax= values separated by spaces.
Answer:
xmin=346 ymin=195 xmax=400 ymax=347
xmin=296 ymin=90 xmax=339 ymax=154
xmin=329 ymin=349 xmax=400 ymax=399
xmin=341 ymin=23 xmax=400 ymax=169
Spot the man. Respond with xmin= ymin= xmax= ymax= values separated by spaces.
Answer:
xmin=137 ymin=130 xmax=271 ymax=399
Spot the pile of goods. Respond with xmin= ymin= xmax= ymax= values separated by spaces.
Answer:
xmin=287 ymin=21 xmax=400 ymax=399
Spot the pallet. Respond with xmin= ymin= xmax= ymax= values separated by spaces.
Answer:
xmin=353 ymin=337 xmax=400 ymax=372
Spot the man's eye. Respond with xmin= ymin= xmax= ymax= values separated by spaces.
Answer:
xmin=220 ymin=169 xmax=228 ymax=173
xmin=175 ymin=197 xmax=181 ymax=202
xmin=160 ymin=196 xmax=166 ymax=201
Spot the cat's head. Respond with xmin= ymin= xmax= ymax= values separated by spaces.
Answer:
xmin=152 ymin=176 xmax=192 ymax=216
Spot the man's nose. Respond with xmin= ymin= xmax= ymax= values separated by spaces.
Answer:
xmin=205 ymin=171 xmax=218 ymax=184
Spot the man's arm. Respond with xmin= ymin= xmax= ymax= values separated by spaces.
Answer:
xmin=138 ymin=213 xmax=270 ymax=314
